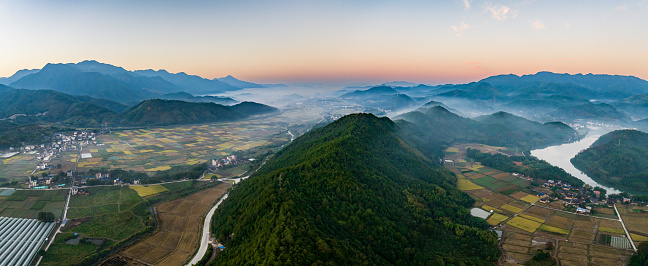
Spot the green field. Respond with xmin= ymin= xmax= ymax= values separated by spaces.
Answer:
xmin=41 ymin=233 xmax=116 ymax=266
xmin=67 ymin=186 xmax=143 ymax=219
xmin=0 ymin=189 xmax=67 ymax=219
xmin=0 ymin=153 xmax=38 ymax=182
xmin=44 ymin=181 xmax=222 ymax=265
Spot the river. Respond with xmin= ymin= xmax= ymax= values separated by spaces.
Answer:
xmin=530 ymin=127 xmax=625 ymax=194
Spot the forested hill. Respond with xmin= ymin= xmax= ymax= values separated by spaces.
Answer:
xmin=395 ymin=105 xmax=578 ymax=158
xmin=571 ymin=129 xmax=648 ymax=192
xmin=118 ymin=99 xmax=247 ymax=126
xmin=211 ymin=113 xmax=500 ymax=265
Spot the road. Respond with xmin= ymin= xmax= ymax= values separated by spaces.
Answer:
xmin=187 ymin=157 xmax=267 ymax=265
xmin=188 ymin=193 xmax=229 ymax=265
xmin=614 ymin=204 xmax=637 ymax=252
xmin=35 ymin=188 xmax=72 ymax=265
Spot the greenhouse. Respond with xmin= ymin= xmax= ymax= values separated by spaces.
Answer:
xmin=0 ymin=217 xmax=56 ymax=266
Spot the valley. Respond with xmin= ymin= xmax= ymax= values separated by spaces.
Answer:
xmin=2 ymin=66 xmax=648 ymax=265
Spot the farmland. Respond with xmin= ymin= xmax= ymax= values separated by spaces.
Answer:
xmin=120 ymin=183 xmax=230 ymax=265
xmin=0 ymin=152 xmax=38 ymax=182
xmin=445 ymin=144 xmax=638 ymax=265
xmin=131 ymin=184 xmax=169 ymax=197
xmin=0 ymin=189 xmax=68 ymax=219
xmin=43 ymin=180 xmax=222 ymax=265
xmin=77 ymin=118 xmax=293 ymax=174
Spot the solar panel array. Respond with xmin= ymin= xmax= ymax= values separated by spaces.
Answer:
xmin=0 ymin=217 xmax=56 ymax=266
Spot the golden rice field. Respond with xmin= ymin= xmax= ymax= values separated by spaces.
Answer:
xmin=507 ymin=216 xmax=542 ymax=233
xmin=520 ymin=195 xmax=540 ymax=203
xmin=501 ymin=204 xmax=523 ymax=214
xmin=537 ymin=224 xmax=569 ymax=235
xmin=597 ymin=227 xmax=625 ymax=235
xmin=487 ymin=213 xmax=508 ymax=226
xmin=518 ymin=213 xmax=545 ymax=223
xmin=130 ymin=184 xmax=169 ymax=197
xmin=457 ymin=174 xmax=484 ymax=191
xmin=631 ymin=233 xmax=648 ymax=242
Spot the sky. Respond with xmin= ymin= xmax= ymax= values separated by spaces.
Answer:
xmin=0 ymin=0 xmax=646 ymax=84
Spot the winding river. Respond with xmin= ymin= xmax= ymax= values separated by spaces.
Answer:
xmin=530 ymin=127 xmax=624 ymax=194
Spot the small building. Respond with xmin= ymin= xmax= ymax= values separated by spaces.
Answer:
xmin=67 ymin=170 xmax=73 ymax=177
xmin=623 ymin=197 xmax=631 ymax=203
xmin=80 ymin=179 xmax=87 ymax=186
xmin=576 ymin=207 xmax=588 ymax=214
xmin=134 ymin=179 xmax=140 ymax=185
xmin=71 ymin=186 xmax=78 ymax=195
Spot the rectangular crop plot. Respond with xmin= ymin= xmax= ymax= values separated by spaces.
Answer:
xmin=473 ymin=176 xmax=509 ymax=190
xmin=520 ymin=195 xmax=540 ymax=203
xmin=501 ymin=204 xmax=523 ymax=214
xmin=507 ymin=216 xmax=542 ymax=233
xmin=538 ymin=224 xmax=569 ymax=235
xmin=487 ymin=213 xmax=508 ymax=226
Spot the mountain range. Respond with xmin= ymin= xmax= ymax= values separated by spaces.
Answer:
xmin=395 ymin=104 xmax=578 ymax=158
xmin=2 ymin=60 xmax=278 ymax=104
xmin=0 ymin=89 xmax=279 ymax=128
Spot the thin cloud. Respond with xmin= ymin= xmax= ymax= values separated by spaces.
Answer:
xmin=462 ymin=0 xmax=471 ymax=9
xmin=485 ymin=4 xmax=513 ymax=21
xmin=564 ymin=23 xmax=571 ymax=28
xmin=452 ymin=22 xmax=471 ymax=36
xmin=617 ymin=5 xmax=629 ymax=11
xmin=532 ymin=19 xmax=545 ymax=29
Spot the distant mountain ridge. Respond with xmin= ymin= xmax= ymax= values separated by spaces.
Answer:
xmin=3 ymin=60 xmax=270 ymax=104
xmin=395 ymin=105 xmax=578 ymax=157
xmin=480 ymin=71 xmax=648 ymax=96
xmin=118 ymin=99 xmax=279 ymax=126
xmin=0 ymin=88 xmax=278 ymax=128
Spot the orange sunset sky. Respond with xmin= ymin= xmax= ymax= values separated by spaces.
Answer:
xmin=0 ymin=0 xmax=646 ymax=84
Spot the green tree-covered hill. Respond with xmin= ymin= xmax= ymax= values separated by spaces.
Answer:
xmin=395 ymin=105 xmax=578 ymax=158
xmin=118 ymin=99 xmax=247 ymax=126
xmin=211 ymin=113 xmax=499 ymax=265
xmin=571 ymin=129 xmax=648 ymax=192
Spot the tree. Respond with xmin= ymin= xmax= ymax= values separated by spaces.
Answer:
xmin=56 ymin=163 xmax=62 ymax=169
xmin=38 ymin=212 xmax=55 ymax=222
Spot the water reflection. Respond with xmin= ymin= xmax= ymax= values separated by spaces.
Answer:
xmin=530 ymin=128 xmax=623 ymax=194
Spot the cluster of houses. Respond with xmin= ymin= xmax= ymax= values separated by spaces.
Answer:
xmin=535 ymin=179 xmax=618 ymax=214
xmin=70 ymin=186 xmax=89 ymax=196
xmin=77 ymin=172 xmax=121 ymax=186
xmin=212 ymin=155 xmax=238 ymax=168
